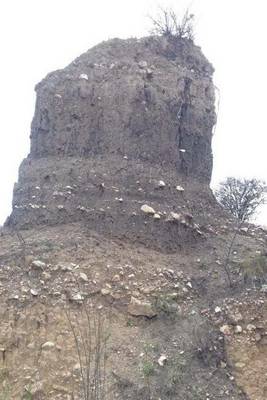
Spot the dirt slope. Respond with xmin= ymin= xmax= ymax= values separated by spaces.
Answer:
xmin=0 ymin=221 xmax=266 ymax=399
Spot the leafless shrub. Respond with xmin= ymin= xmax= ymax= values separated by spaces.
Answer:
xmin=12 ymin=227 xmax=27 ymax=266
xmin=65 ymin=304 xmax=112 ymax=400
xmin=215 ymin=177 xmax=266 ymax=222
xmin=215 ymin=177 xmax=266 ymax=287
xmin=221 ymin=221 xmax=244 ymax=288
xmin=149 ymin=7 xmax=194 ymax=41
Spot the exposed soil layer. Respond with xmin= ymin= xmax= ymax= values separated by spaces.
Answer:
xmin=0 ymin=222 xmax=266 ymax=399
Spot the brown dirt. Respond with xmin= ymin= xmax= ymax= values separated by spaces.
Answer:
xmin=0 ymin=222 xmax=266 ymax=399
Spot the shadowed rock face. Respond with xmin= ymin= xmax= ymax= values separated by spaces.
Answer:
xmin=30 ymin=36 xmax=215 ymax=179
xmin=8 ymin=36 xmax=217 ymax=250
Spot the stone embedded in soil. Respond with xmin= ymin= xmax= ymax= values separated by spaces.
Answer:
xmin=112 ymin=274 xmax=120 ymax=282
xmin=228 ymin=311 xmax=243 ymax=325
xmin=166 ymin=212 xmax=182 ymax=222
xmin=141 ymin=204 xmax=155 ymax=215
xmin=128 ymin=296 xmax=157 ymax=318
xmin=42 ymin=341 xmax=55 ymax=350
xmin=30 ymin=288 xmax=39 ymax=296
xmin=235 ymin=362 xmax=246 ymax=370
xmin=158 ymin=354 xmax=167 ymax=366
xmin=69 ymin=292 xmax=84 ymax=302
xmin=157 ymin=180 xmax=166 ymax=188
xmin=79 ymin=272 xmax=88 ymax=282
xmin=246 ymin=324 xmax=256 ymax=331
xmin=220 ymin=325 xmax=232 ymax=335
xmin=234 ymin=325 xmax=243 ymax=334
xmin=101 ymin=288 xmax=111 ymax=295
xmin=31 ymin=260 xmax=46 ymax=270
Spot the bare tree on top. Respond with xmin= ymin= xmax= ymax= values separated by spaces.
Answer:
xmin=149 ymin=7 xmax=195 ymax=41
xmin=215 ymin=177 xmax=266 ymax=222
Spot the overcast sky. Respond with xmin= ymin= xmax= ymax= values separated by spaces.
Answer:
xmin=0 ymin=0 xmax=266 ymax=226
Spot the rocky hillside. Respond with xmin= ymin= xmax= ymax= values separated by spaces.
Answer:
xmin=0 ymin=35 xmax=266 ymax=400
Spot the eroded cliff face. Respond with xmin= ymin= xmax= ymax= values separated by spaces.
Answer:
xmin=8 ymin=36 xmax=217 ymax=249
xmin=30 ymin=37 xmax=215 ymax=175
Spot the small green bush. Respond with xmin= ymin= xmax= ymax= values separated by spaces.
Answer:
xmin=141 ymin=360 xmax=155 ymax=378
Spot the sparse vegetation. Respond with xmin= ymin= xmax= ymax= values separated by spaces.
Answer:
xmin=126 ymin=318 xmax=135 ymax=327
xmin=0 ymin=387 xmax=10 ymax=400
xmin=140 ymin=343 xmax=155 ymax=398
xmin=167 ymin=356 xmax=187 ymax=386
xmin=239 ymin=254 xmax=267 ymax=287
xmin=215 ymin=177 xmax=266 ymax=287
xmin=192 ymin=319 xmax=222 ymax=367
xmin=149 ymin=7 xmax=194 ymax=41
xmin=22 ymin=386 xmax=33 ymax=400
xmin=0 ymin=367 xmax=10 ymax=400
xmin=141 ymin=360 xmax=155 ymax=378
xmin=215 ymin=177 xmax=266 ymax=222
xmin=65 ymin=304 xmax=111 ymax=400
xmin=154 ymin=294 xmax=179 ymax=317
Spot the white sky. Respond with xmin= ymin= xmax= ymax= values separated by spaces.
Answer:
xmin=0 ymin=0 xmax=266 ymax=226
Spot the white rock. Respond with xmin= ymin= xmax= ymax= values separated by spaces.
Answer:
xmin=141 ymin=204 xmax=155 ymax=215
xmin=42 ymin=341 xmax=55 ymax=350
xmin=72 ymin=293 xmax=84 ymax=302
xmin=154 ymin=213 xmax=161 ymax=220
xmin=234 ymin=325 xmax=243 ymax=334
xmin=158 ymin=354 xmax=167 ymax=366
xmin=138 ymin=61 xmax=148 ymax=69
xmin=101 ymin=288 xmax=111 ymax=295
xmin=31 ymin=260 xmax=46 ymax=270
xmin=246 ymin=324 xmax=256 ymax=332
xmin=176 ymin=185 xmax=185 ymax=192
xmin=215 ymin=306 xmax=222 ymax=314
xmin=167 ymin=212 xmax=182 ymax=222
xmin=220 ymin=325 xmax=231 ymax=335
xmin=157 ymin=180 xmax=166 ymax=188
xmin=79 ymin=272 xmax=88 ymax=282
xmin=30 ymin=289 xmax=38 ymax=296
xmin=112 ymin=274 xmax=120 ymax=282
xmin=179 ymin=149 xmax=186 ymax=153
xmin=42 ymin=272 xmax=51 ymax=280
xmin=79 ymin=73 xmax=88 ymax=80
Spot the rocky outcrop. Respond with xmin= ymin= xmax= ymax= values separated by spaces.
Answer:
xmin=8 ymin=36 xmax=216 ymax=250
